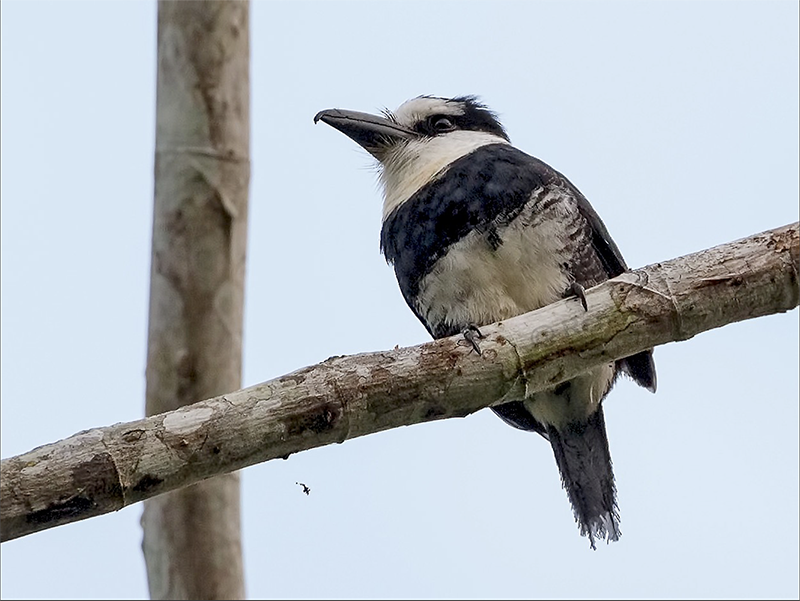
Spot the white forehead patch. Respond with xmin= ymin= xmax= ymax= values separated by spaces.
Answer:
xmin=392 ymin=97 xmax=465 ymax=127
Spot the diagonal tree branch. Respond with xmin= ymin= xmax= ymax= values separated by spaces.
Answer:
xmin=1 ymin=222 xmax=797 ymax=543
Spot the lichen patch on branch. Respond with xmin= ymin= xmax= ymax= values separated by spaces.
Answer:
xmin=163 ymin=406 xmax=216 ymax=436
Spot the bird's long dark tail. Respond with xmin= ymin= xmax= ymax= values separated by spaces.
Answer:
xmin=546 ymin=407 xmax=620 ymax=550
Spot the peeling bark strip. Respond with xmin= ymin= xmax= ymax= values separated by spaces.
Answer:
xmin=1 ymin=223 xmax=798 ymax=543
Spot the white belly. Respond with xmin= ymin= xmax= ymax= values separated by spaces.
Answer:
xmin=413 ymin=210 xmax=615 ymax=428
xmin=415 ymin=217 xmax=570 ymax=333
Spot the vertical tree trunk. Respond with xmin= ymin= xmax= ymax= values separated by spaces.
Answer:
xmin=141 ymin=2 xmax=249 ymax=599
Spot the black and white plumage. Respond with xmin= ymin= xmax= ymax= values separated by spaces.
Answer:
xmin=315 ymin=95 xmax=656 ymax=549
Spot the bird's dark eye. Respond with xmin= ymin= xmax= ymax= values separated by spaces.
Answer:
xmin=430 ymin=116 xmax=456 ymax=133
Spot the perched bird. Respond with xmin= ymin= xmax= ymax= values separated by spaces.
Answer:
xmin=315 ymin=96 xmax=656 ymax=549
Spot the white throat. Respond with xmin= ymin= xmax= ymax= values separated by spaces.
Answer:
xmin=379 ymin=131 xmax=509 ymax=221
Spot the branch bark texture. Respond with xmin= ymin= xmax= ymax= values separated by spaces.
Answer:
xmin=141 ymin=2 xmax=249 ymax=599
xmin=1 ymin=223 xmax=797 ymax=544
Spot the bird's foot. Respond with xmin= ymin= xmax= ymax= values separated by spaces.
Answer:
xmin=462 ymin=324 xmax=485 ymax=355
xmin=565 ymin=282 xmax=588 ymax=311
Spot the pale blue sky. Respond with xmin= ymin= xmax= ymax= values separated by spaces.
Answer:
xmin=1 ymin=1 xmax=798 ymax=599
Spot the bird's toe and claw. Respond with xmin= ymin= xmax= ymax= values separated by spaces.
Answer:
xmin=565 ymin=282 xmax=588 ymax=311
xmin=462 ymin=324 xmax=485 ymax=355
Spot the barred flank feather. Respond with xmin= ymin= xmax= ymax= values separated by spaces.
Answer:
xmin=546 ymin=407 xmax=620 ymax=550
